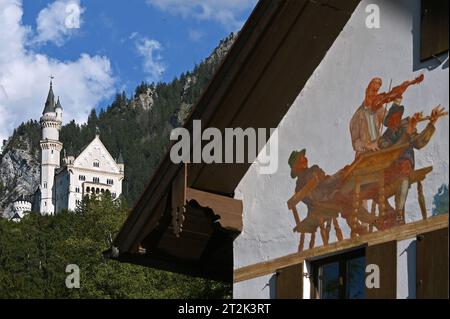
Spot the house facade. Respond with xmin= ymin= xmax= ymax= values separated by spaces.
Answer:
xmin=233 ymin=0 xmax=449 ymax=299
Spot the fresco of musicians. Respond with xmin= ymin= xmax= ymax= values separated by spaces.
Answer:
xmin=287 ymin=74 xmax=447 ymax=252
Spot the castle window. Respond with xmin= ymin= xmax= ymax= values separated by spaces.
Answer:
xmin=75 ymin=187 xmax=80 ymax=193
xmin=96 ymin=188 xmax=100 ymax=194
xmin=43 ymin=182 xmax=47 ymax=189
xmin=107 ymin=179 xmax=114 ymax=185
xmin=86 ymin=187 xmax=90 ymax=193
xmin=93 ymin=177 xmax=100 ymax=183
xmin=79 ymin=175 xmax=86 ymax=181
xmin=93 ymin=161 xmax=100 ymax=168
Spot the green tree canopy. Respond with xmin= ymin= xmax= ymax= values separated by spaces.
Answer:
xmin=0 ymin=195 xmax=231 ymax=298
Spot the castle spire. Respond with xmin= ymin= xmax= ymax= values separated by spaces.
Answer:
xmin=42 ymin=77 xmax=56 ymax=115
xmin=117 ymin=151 xmax=124 ymax=164
xmin=56 ymin=96 xmax=63 ymax=110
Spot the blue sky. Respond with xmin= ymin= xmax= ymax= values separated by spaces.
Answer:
xmin=0 ymin=0 xmax=257 ymax=145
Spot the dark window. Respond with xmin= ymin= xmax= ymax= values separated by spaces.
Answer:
xmin=421 ymin=0 xmax=449 ymax=61
xmin=93 ymin=161 xmax=100 ymax=168
xmin=79 ymin=175 xmax=85 ymax=181
xmin=107 ymin=179 xmax=114 ymax=185
xmin=93 ymin=177 xmax=100 ymax=183
xmin=312 ymin=249 xmax=365 ymax=299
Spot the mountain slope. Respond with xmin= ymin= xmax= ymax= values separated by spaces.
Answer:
xmin=0 ymin=33 xmax=237 ymax=217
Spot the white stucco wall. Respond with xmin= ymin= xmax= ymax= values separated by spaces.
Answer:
xmin=233 ymin=274 xmax=275 ymax=299
xmin=233 ymin=0 xmax=448 ymax=298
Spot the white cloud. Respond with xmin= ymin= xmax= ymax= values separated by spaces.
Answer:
xmin=135 ymin=37 xmax=165 ymax=83
xmin=146 ymin=0 xmax=257 ymax=31
xmin=34 ymin=0 xmax=85 ymax=46
xmin=0 ymin=0 xmax=115 ymax=146
xmin=188 ymin=29 xmax=204 ymax=42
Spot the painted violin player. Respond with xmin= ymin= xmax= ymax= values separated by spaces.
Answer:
xmin=287 ymin=74 xmax=447 ymax=251
xmin=350 ymin=74 xmax=424 ymax=157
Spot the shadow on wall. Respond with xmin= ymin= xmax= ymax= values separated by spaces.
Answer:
xmin=399 ymin=240 xmax=417 ymax=299
xmin=268 ymin=274 xmax=277 ymax=299
xmin=411 ymin=0 xmax=449 ymax=71
xmin=432 ymin=184 xmax=449 ymax=216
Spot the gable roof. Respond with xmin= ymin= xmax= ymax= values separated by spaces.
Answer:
xmin=109 ymin=0 xmax=361 ymax=282
xmin=73 ymin=135 xmax=122 ymax=173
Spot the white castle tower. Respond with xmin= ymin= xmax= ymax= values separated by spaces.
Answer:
xmin=39 ymin=79 xmax=63 ymax=215
xmin=12 ymin=195 xmax=32 ymax=221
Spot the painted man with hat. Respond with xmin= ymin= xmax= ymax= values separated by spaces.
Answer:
xmin=379 ymin=96 xmax=445 ymax=223
xmin=287 ymin=149 xmax=332 ymax=250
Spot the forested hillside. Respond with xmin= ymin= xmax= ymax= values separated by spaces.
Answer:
xmin=0 ymin=33 xmax=236 ymax=216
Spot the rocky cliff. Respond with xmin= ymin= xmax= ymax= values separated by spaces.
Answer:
xmin=0 ymin=122 xmax=41 ymax=218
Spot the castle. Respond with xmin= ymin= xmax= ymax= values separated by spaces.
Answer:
xmin=11 ymin=80 xmax=124 ymax=220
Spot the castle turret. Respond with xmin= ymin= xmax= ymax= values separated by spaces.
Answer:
xmin=55 ymin=96 xmax=63 ymax=122
xmin=117 ymin=151 xmax=125 ymax=174
xmin=12 ymin=195 xmax=32 ymax=220
xmin=39 ymin=80 xmax=63 ymax=215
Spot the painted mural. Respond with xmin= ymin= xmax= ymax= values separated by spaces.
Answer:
xmin=287 ymin=75 xmax=448 ymax=252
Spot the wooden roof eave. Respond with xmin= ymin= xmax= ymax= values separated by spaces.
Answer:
xmin=113 ymin=0 xmax=361 ymax=255
xmin=112 ymin=0 xmax=285 ymax=253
